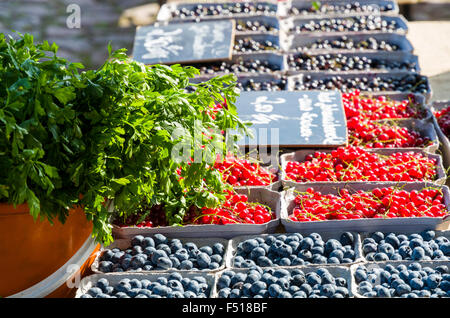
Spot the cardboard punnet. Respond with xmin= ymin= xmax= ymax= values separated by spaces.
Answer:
xmin=281 ymin=182 xmax=450 ymax=233
xmin=225 ymin=231 xmax=364 ymax=268
xmin=350 ymin=260 xmax=450 ymax=298
xmin=91 ymin=237 xmax=230 ymax=274
xmin=112 ymin=187 xmax=282 ymax=240
xmin=75 ymin=272 xmax=217 ymax=298
xmin=280 ymin=148 xmax=447 ymax=186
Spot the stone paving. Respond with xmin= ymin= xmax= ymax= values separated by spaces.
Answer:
xmin=0 ymin=0 xmax=156 ymax=68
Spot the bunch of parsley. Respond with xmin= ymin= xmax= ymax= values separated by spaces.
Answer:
xmin=0 ymin=33 xmax=248 ymax=244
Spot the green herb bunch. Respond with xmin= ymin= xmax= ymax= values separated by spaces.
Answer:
xmin=0 ymin=33 xmax=248 ymax=244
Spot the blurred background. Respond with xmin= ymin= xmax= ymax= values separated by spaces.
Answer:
xmin=0 ymin=0 xmax=449 ymax=99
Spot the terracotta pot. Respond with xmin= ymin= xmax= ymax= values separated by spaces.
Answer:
xmin=0 ymin=202 xmax=94 ymax=297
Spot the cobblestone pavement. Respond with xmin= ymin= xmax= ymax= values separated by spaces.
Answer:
xmin=0 ymin=0 xmax=156 ymax=69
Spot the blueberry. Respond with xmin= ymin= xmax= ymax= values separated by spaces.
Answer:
xmin=384 ymin=234 xmax=400 ymax=249
xmin=363 ymin=238 xmax=376 ymax=245
xmin=312 ymin=254 xmax=327 ymax=264
xmin=257 ymin=256 xmax=273 ymax=267
xmin=129 ymin=279 xmax=142 ymax=289
xmin=432 ymin=250 xmax=445 ymax=260
xmin=211 ymin=242 xmax=224 ymax=255
xmin=250 ymin=247 xmax=266 ymax=260
xmin=354 ymin=269 xmax=368 ymax=283
xmin=150 ymin=250 xmax=167 ymax=264
xmin=321 ymin=274 xmax=335 ymax=285
xmin=363 ymin=243 xmax=378 ymax=255
xmin=419 ymin=290 xmax=432 ymax=297
xmin=426 ymin=274 xmax=442 ymax=289
xmin=398 ymin=245 xmax=412 ymax=259
xmin=409 ymin=278 xmax=424 ymax=290
xmin=409 ymin=238 xmax=424 ymax=249
xmin=343 ymin=250 xmax=355 ymax=260
xmin=306 ymin=272 xmax=322 ymax=286
xmin=158 ymin=244 xmax=172 ymax=256
xmin=242 ymin=239 xmax=259 ymax=254
xmin=153 ymin=234 xmax=168 ymax=246
xmin=436 ymin=265 xmax=448 ymax=274
xmin=96 ymin=278 xmax=109 ymax=291
xmin=441 ymin=281 xmax=450 ymax=292
xmin=198 ymin=246 xmax=213 ymax=256
xmin=340 ymin=232 xmax=354 ymax=246
xmin=298 ymin=249 xmax=313 ymax=261
xmin=420 ymin=230 xmax=435 ymax=241
xmin=99 ymin=261 xmax=113 ymax=273
xmin=300 ymin=237 xmax=314 ymax=250
xmin=329 ymin=249 xmax=344 ymax=262
xmin=183 ymin=291 xmax=197 ymax=298
xmin=324 ymin=239 xmax=342 ymax=255
xmin=440 ymin=242 xmax=450 ymax=256
xmin=179 ymin=260 xmax=194 ymax=270
xmin=293 ymin=291 xmax=307 ymax=298
xmin=127 ymin=288 xmax=141 ymax=297
xmin=131 ymin=235 xmax=145 ymax=247
xmin=375 ymin=286 xmax=391 ymax=298
xmin=396 ymin=284 xmax=411 ymax=296
xmin=371 ymin=232 xmax=384 ymax=243
xmin=335 ymin=277 xmax=347 ymax=287
xmin=390 ymin=253 xmax=402 ymax=261
xmin=327 ymin=257 xmax=340 ymax=264
xmin=279 ymin=291 xmax=292 ymax=298
xmin=374 ymin=252 xmax=389 ymax=261
xmin=311 ymin=245 xmax=324 ymax=255
xmin=197 ymin=253 xmax=211 ymax=269
xmin=87 ymin=287 xmax=103 ymax=297
xmin=411 ymin=247 xmax=425 ymax=260
xmin=268 ymin=284 xmax=283 ymax=297
xmin=218 ymin=288 xmax=231 ymax=298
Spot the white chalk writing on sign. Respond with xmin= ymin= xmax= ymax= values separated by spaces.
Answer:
xmin=298 ymin=92 xmax=346 ymax=144
xmin=141 ymin=28 xmax=184 ymax=60
xmin=251 ymin=95 xmax=286 ymax=115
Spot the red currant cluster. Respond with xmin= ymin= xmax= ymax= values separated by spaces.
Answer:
xmin=342 ymin=90 xmax=424 ymax=121
xmin=284 ymin=146 xmax=438 ymax=182
xmin=290 ymin=187 xmax=448 ymax=222
xmin=434 ymin=106 xmax=450 ymax=137
xmin=195 ymin=191 xmax=274 ymax=225
xmin=347 ymin=119 xmax=431 ymax=148
xmin=214 ymin=155 xmax=277 ymax=186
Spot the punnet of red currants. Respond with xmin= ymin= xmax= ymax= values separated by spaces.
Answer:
xmin=289 ymin=187 xmax=449 ymax=222
xmin=284 ymin=146 xmax=438 ymax=182
xmin=343 ymin=90 xmax=426 ymax=121
xmin=347 ymin=119 xmax=432 ymax=149
xmin=214 ymin=155 xmax=278 ymax=187
xmin=434 ymin=105 xmax=450 ymax=138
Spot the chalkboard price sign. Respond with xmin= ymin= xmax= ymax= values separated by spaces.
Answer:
xmin=234 ymin=91 xmax=348 ymax=147
xmin=132 ymin=20 xmax=235 ymax=65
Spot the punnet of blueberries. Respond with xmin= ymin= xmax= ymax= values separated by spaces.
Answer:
xmin=287 ymin=53 xmax=417 ymax=72
xmin=234 ymin=37 xmax=279 ymax=54
xmin=354 ymin=262 xmax=450 ymax=298
xmin=217 ymin=266 xmax=350 ymax=298
xmin=97 ymin=234 xmax=226 ymax=272
xmin=232 ymin=232 xmax=358 ymax=268
xmin=189 ymin=58 xmax=281 ymax=76
xmin=79 ymin=274 xmax=211 ymax=298
xmin=362 ymin=230 xmax=450 ymax=262
xmin=293 ymin=36 xmax=401 ymax=52
xmin=237 ymin=76 xmax=287 ymax=91
xmin=290 ymin=15 xmax=404 ymax=34
xmin=169 ymin=2 xmax=277 ymax=20
xmin=289 ymin=2 xmax=395 ymax=16
xmin=236 ymin=19 xmax=278 ymax=33
xmin=292 ymin=74 xmax=429 ymax=94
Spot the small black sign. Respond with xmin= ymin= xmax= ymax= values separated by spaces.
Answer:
xmin=234 ymin=91 xmax=348 ymax=147
xmin=132 ymin=20 xmax=235 ymax=65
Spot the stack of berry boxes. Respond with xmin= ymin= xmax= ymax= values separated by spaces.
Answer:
xmin=75 ymin=1 xmax=450 ymax=298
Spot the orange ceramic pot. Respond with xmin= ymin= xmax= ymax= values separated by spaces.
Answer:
xmin=0 ymin=202 xmax=95 ymax=297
